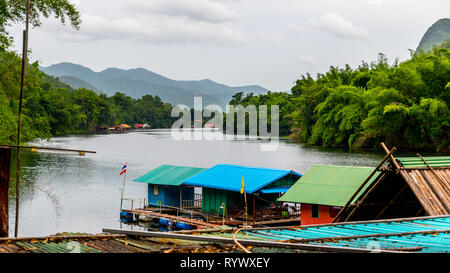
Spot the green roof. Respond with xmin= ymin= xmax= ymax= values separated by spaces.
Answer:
xmin=133 ymin=165 xmax=207 ymax=186
xmin=278 ymin=165 xmax=380 ymax=207
xmin=396 ymin=156 xmax=450 ymax=168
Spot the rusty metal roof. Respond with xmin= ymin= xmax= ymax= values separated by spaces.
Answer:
xmin=0 ymin=233 xmax=233 ymax=253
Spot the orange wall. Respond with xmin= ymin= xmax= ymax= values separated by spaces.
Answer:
xmin=301 ymin=204 xmax=339 ymax=226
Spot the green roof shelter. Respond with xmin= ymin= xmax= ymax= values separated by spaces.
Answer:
xmin=133 ymin=165 xmax=207 ymax=208
xmin=278 ymin=165 xmax=380 ymax=225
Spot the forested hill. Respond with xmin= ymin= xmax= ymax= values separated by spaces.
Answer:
xmin=232 ymin=45 xmax=450 ymax=152
xmin=0 ymin=50 xmax=176 ymax=145
xmin=417 ymin=18 xmax=450 ymax=52
xmin=40 ymin=62 xmax=268 ymax=108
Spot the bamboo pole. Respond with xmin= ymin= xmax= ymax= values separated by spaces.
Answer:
xmin=233 ymin=228 xmax=251 ymax=253
xmin=332 ymin=146 xmax=396 ymax=223
xmin=342 ymin=173 xmax=387 ymax=222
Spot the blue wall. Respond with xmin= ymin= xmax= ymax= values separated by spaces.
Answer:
xmin=147 ymin=185 xmax=194 ymax=207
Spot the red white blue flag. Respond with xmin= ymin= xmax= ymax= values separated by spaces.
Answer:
xmin=120 ymin=162 xmax=127 ymax=175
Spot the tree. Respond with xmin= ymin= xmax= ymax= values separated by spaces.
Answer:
xmin=0 ymin=0 xmax=80 ymax=49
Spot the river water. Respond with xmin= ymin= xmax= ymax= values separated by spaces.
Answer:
xmin=8 ymin=129 xmax=386 ymax=237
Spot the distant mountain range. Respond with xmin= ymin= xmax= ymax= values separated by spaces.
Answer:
xmin=40 ymin=62 xmax=268 ymax=108
xmin=417 ymin=18 xmax=450 ymax=52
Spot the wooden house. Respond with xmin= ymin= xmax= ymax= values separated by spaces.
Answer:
xmin=133 ymin=165 xmax=206 ymax=208
xmin=278 ymin=165 xmax=380 ymax=225
xmin=183 ymin=164 xmax=302 ymax=223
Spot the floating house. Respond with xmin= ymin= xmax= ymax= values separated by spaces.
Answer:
xmin=134 ymin=123 xmax=150 ymax=129
xmin=133 ymin=165 xmax=207 ymax=208
xmin=278 ymin=165 xmax=380 ymax=225
xmin=120 ymin=124 xmax=131 ymax=130
xmin=183 ymin=164 xmax=302 ymax=222
xmin=337 ymin=155 xmax=450 ymax=222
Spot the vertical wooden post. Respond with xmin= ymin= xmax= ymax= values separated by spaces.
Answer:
xmin=252 ymin=195 xmax=256 ymax=225
xmin=179 ymin=186 xmax=182 ymax=209
xmin=0 ymin=147 xmax=11 ymax=237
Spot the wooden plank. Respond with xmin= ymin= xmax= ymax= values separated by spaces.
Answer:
xmin=252 ymin=217 xmax=301 ymax=226
xmin=0 ymin=234 xmax=126 ymax=243
xmin=0 ymin=145 xmax=96 ymax=154
xmin=131 ymin=209 xmax=220 ymax=228
xmin=0 ymin=147 xmax=11 ymax=237
xmin=102 ymin=228 xmax=405 ymax=253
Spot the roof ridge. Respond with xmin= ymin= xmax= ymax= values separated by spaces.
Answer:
xmin=216 ymin=163 xmax=290 ymax=172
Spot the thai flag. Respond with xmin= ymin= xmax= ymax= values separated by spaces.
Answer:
xmin=120 ymin=162 xmax=127 ymax=175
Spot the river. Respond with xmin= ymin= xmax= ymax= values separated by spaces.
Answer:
xmin=8 ymin=129 xmax=386 ymax=237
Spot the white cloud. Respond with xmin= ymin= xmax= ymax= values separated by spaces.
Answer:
xmin=126 ymin=0 xmax=239 ymax=23
xmin=45 ymin=12 xmax=248 ymax=46
xmin=314 ymin=13 xmax=371 ymax=40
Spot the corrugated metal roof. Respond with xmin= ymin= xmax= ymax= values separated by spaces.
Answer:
xmin=259 ymin=187 xmax=291 ymax=194
xmin=278 ymin=165 xmax=380 ymax=206
xmin=0 ymin=234 xmax=234 ymax=253
xmin=397 ymin=156 xmax=450 ymax=168
xmin=133 ymin=165 xmax=207 ymax=186
xmin=183 ymin=164 xmax=302 ymax=194
xmin=242 ymin=216 xmax=450 ymax=253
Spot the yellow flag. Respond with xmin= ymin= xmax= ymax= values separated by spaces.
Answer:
xmin=240 ymin=176 xmax=245 ymax=194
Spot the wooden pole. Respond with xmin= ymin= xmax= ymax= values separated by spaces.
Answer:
xmin=332 ymin=146 xmax=396 ymax=223
xmin=120 ymin=163 xmax=127 ymax=210
xmin=252 ymin=195 xmax=256 ymax=226
xmin=244 ymin=190 xmax=248 ymax=227
xmin=179 ymin=186 xmax=182 ymax=209
xmin=0 ymin=148 xmax=11 ymax=237
xmin=15 ymin=0 xmax=31 ymax=238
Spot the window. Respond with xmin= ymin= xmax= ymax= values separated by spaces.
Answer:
xmin=330 ymin=207 xmax=340 ymax=218
xmin=154 ymin=185 xmax=159 ymax=196
xmin=311 ymin=204 xmax=319 ymax=218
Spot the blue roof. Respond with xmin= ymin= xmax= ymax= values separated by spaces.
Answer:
xmin=259 ymin=187 xmax=291 ymax=194
xmin=242 ymin=216 xmax=450 ymax=253
xmin=183 ymin=164 xmax=302 ymax=194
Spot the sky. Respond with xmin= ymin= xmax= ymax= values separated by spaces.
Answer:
xmin=7 ymin=0 xmax=450 ymax=91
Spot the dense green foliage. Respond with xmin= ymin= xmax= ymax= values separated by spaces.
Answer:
xmin=0 ymin=50 xmax=175 ymax=144
xmin=232 ymin=47 xmax=450 ymax=152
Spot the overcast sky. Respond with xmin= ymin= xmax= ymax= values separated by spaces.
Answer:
xmin=8 ymin=0 xmax=450 ymax=91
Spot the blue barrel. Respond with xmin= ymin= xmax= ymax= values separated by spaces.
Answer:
xmin=159 ymin=218 xmax=171 ymax=227
xmin=175 ymin=221 xmax=194 ymax=230
xmin=120 ymin=211 xmax=134 ymax=219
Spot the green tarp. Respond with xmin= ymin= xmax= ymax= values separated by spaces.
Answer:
xmin=133 ymin=165 xmax=207 ymax=186
xmin=278 ymin=165 xmax=380 ymax=207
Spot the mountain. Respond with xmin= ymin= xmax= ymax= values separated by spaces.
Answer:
xmin=416 ymin=18 xmax=450 ymax=53
xmin=58 ymin=75 xmax=100 ymax=92
xmin=40 ymin=62 xmax=268 ymax=108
